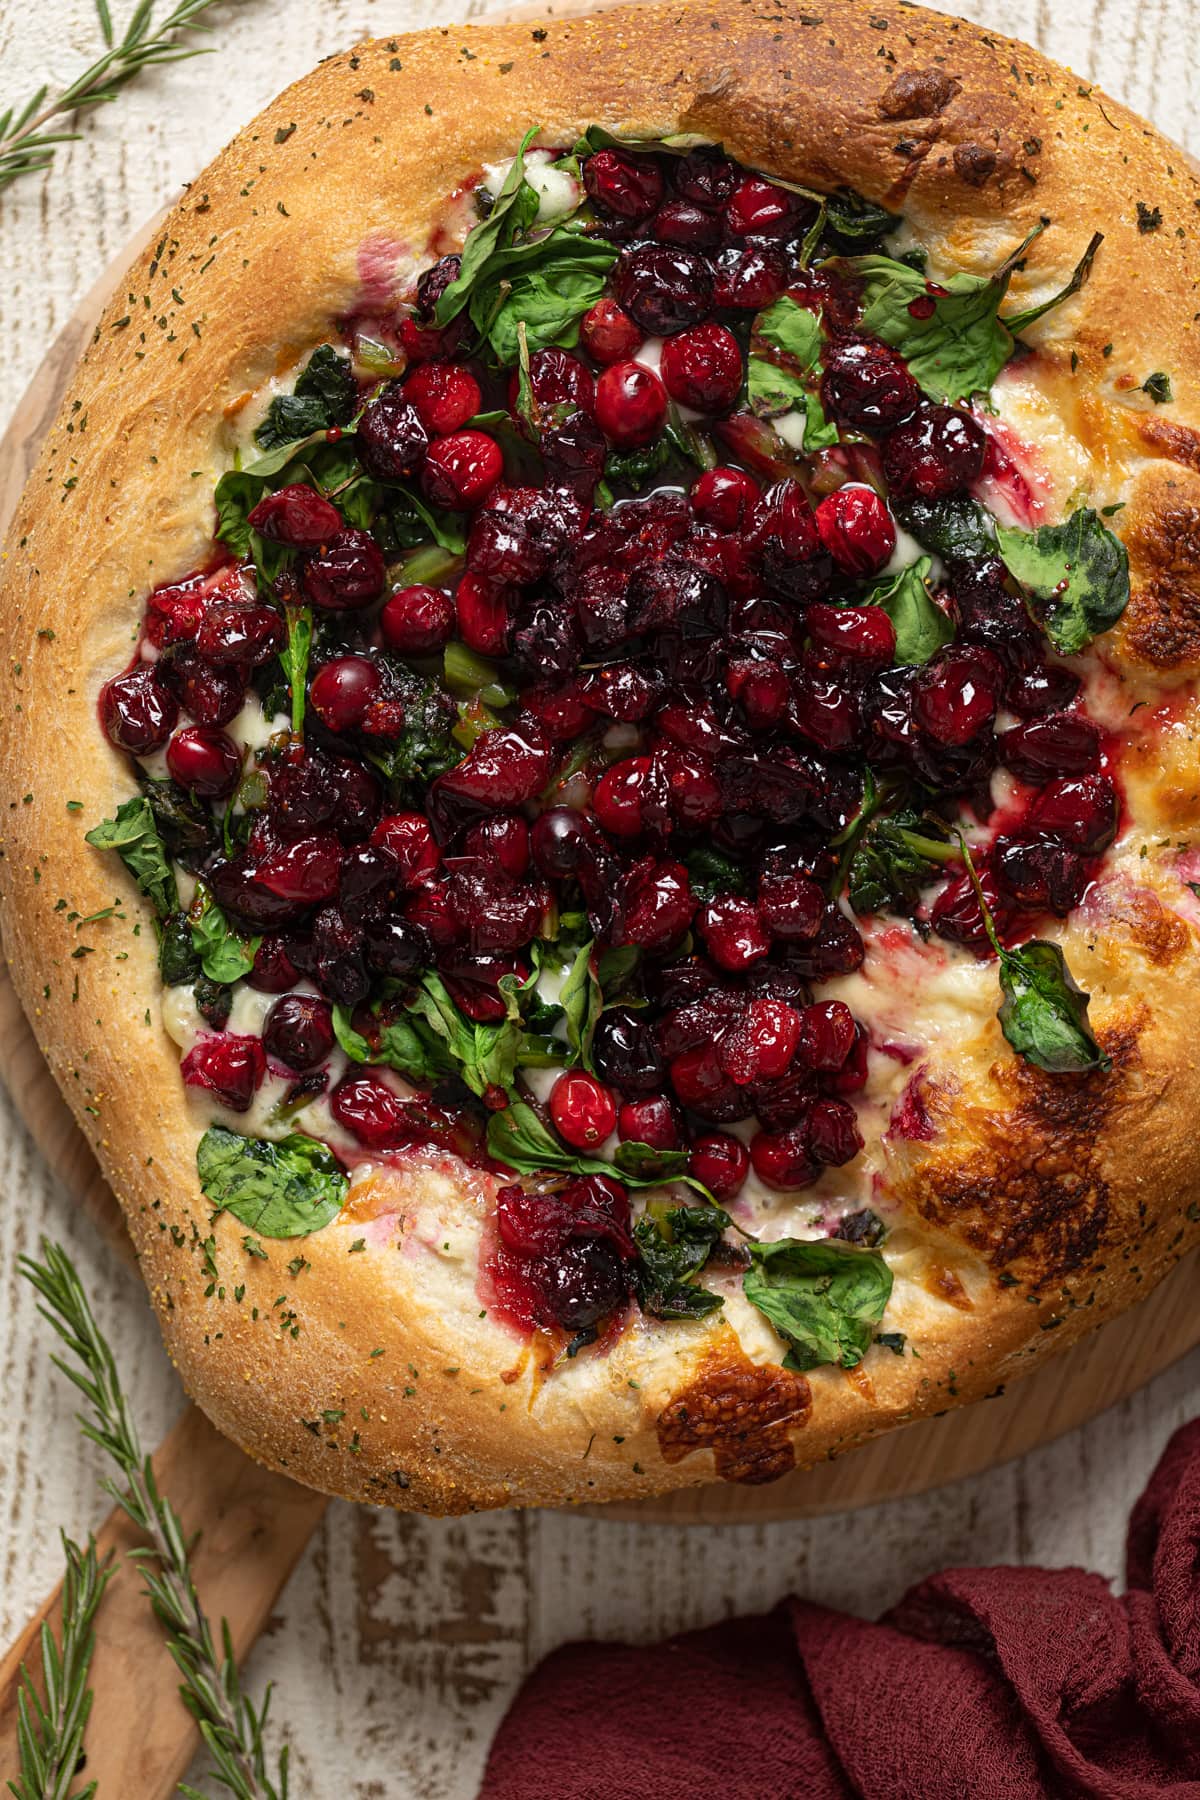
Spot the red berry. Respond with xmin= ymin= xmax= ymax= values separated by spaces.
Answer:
xmin=380 ymin=583 xmax=454 ymax=655
xmin=726 ymin=175 xmax=801 ymax=238
xmin=930 ymin=865 xmax=1011 ymax=948
xmin=618 ymin=1095 xmax=681 ymax=1150
xmin=690 ymin=465 xmax=759 ymax=530
xmin=758 ymin=871 xmax=824 ymax=941
xmin=262 ymin=994 xmax=335 ymax=1070
xmin=669 ymin=1043 xmax=732 ymax=1111
xmin=371 ymin=811 xmax=441 ymax=884
xmin=619 ymin=859 xmax=695 ymax=950
xmin=454 ymin=573 xmax=511 ymax=656
xmin=653 ymin=198 xmax=722 ymax=250
xmin=713 ymin=244 xmax=789 ymax=310
xmin=807 ymin=1099 xmax=863 ymax=1167
xmin=614 ymin=243 xmax=715 ymax=337
xmin=749 ymin=1125 xmax=820 ymax=1192
xmin=584 ymin=147 xmax=664 ymax=221
xmin=302 ymin=529 xmax=386 ymax=610
xmin=331 ymin=1071 xmax=411 ymax=1147
xmin=999 ymin=714 xmax=1102 ymax=781
xmin=197 ymin=600 xmax=284 ymax=667
xmin=422 ymin=430 xmax=504 ymax=510
xmin=309 ymin=656 xmax=381 ymax=733
xmin=697 ymin=896 xmax=770 ymax=971
xmin=717 ymin=999 xmax=801 ymax=1085
xmin=248 ymin=482 xmax=342 ymax=547
xmin=1026 ymin=773 xmax=1118 ymax=854
xmin=796 ymin=1001 xmax=857 ymax=1071
xmin=913 ymin=647 xmax=1000 ymax=746
xmin=593 ymin=756 xmax=655 ymax=838
xmin=581 ymin=299 xmax=643 ymax=366
xmin=806 ymin=603 xmax=897 ymax=667
xmin=166 ymin=726 xmax=242 ymax=798
xmin=551 ymin=1070 xmax=618 ymax=1149
xmin=815 ymin=486 xmax=896 ymax=575
xmin=255 ymin=833 xmax=343 ymax=904
xmin=726 ymin=658 xmax=790 ymax=730
xmin=688 ymin=1133 xmax=749 ymax=1201
xmin=100 ymin=664 xmax=178 ymax=754
xmin=403 ymin=362 xmax=482 ymax=435
xmin=821 ymin=338 xmax=920 ymax=433
xmin=181 ymin=1034 xmax=266 ymax=1113
xmin=511 ymin=348 xmax=596 ymax=420
xmin=463 ymin=812 xmax=530 ymax=878
xmin=145 ymin=575 xmax=208 ymax=647
xmin=594 ymin=360 xmax=668 ymax=449
xmin=882 ymin=405 xmax=987 ymax=500
xmin=660 ymin=323 xmax=743 ymax=413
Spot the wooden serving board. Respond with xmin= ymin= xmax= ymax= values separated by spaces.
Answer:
xmin=4 ymin=202 xmax=1200 ymax=1539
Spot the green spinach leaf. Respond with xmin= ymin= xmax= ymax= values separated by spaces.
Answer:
xmin=633 ymin=1200 xmax=731 ymax=1320
xmin=747 ymin=296 xmax=838 ymax=451
xmin=197 ymin=1126 xmax=348 ymax=1239
xmin=996 ymin=939 xmax=1111 ymax=1074
xmin=254 ymin=345 xmax=357 ymax=452
xmin=743 ymin=1237 xmax=893 ymax=1372
xmin=995 ymin=507 xmax=1129 ymax=654
xmin=189 ymin=883 xmax=260 ymax=985
xmin=559 ymin=939 xmax=601 ymax=1070
xmin=84 ymin=796 xmax=178 ymax=920
xmin=487 ymin=1100 xmax=696 ymax=1189
xmin=862 ymin=556 xmax=953 ymax=665
xmin=434 ymin=127 xmax=542 ymax=327
xmin=848 ymin=811 xmax=957 ymax=916
xmin=159 ymin=913 xmax=201 ymax=986
xmin=894 ymin=495 xmax=996 ymax=564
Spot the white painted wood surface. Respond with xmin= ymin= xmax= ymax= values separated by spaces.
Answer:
xmin=1 ymin=1 xmax=1199 ymax=1792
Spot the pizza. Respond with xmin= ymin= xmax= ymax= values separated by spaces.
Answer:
xmin=3 ymin=0 xmax=1200 ymax=1515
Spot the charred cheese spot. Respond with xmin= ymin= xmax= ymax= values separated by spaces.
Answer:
xmin=1121 ymin=476 xmax=1200 ymax=672
xmin=953 ymin=142 xmax=999 ymax=187
xmin=911 ymin=1012 xmax=1147 ymax=1285
xmin=878 ymin=68 xmax=961 ymax=120
xmin=657 ymin=1350 xmax=811 ymax=1486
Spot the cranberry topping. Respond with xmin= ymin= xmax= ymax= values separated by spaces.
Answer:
xmin=101 ymin=665 xmax=178 ymax=754
xmin=181 ymin=1034 xmax=265 ymax=1112
xmin=248 ymin=483 xmax=342 ymax=547
xmin=262 ymin=994 xmax=335 ymax=1070
xmin=594 ymin=360 xmax=668 ymax=447
xmin=404 ymin=362 xmax=482 ymax=435
xmin=660 ymin=323 xmax=743 ymax=414
xmin=422 ymin=431 xmax=504 ymax=510
xmin=584 ymin=147 xmax=664 ymax=222
xmin=166 ymin=726 xmax=242 ymax=798
xmin=581 ymin=298 xmax=643 ymax=365
xmin=380 ymin=583 xmax=454 ymax=655
xmin=302 ymin=530 xmax=386 ymax=610
xmin=881 ymin=405 xmax=987 ymax=499
xmin=613 ymin=243 xmax=714 ymax=336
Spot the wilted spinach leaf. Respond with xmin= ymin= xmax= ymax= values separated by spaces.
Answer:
xmin=996 ymin=938 xmax=1111 ymax=1074
xmin=743 ymin=1237 xmax=893 ymax=1372
xmin=197 ymin=1126 xmax=347 ymax=1238
xmin=848 ymin=811 xmax=957 ymax=917
xmin=862 ymin=556 xmax=953 ymax=665
xmin=995 ymin=507 xmax=1129 ymax=655
xmin=189 ymin=883 xmax=260 ymax=985
xmin=254 ymin=345 xmax=358 ymax=452
xmin=894 ymin=495 xmax=996 ymax=565
xmin=85 ymin=796 xmax=178 ymax=920
xmin=633 ymin=1200 xmax=731 ymax=1320
xmin=746 ymin=295 xmax=837 ymax=451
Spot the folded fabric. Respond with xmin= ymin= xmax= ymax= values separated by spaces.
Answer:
xmin=480 ymin=1419 xmax=1200 ymax=1798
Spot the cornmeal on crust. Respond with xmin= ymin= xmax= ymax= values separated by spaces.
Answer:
xmin=2 ymin=0 xmax=1200 ymax=1514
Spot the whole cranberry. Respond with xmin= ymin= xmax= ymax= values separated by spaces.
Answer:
xmin=181 ymin=1033 xmax=266 ymax=1113
xmin=691 ymin=465 xmax=759 ymax=529
xmin=310 ymin=904 xmax=369 ymax=1004
xmin=821 ymin=337 xmax=921 ymax=433
xmin=512 ymin=347 xmax=596 ymax=420
xmin=263 ymin=993 xmax=335 ymax=1070
xmin=166 ymin=726 xmax=242 ymax=798
xmin=664 ymin=749 xmax=723 ymax=827
xmin=339 ymin=843 xmax=403 ymax=922
xmin=415 ymin=254 xmax=461 ymax=319
xmin=614 ymin=243 xmax=715 ymax=336
xmin=660 ymin=322 xmax=743 ymax=413
xmin=550 ymin=1070 xmax=618 ymax=1149
xmin=718 ymin=997 xmax=801 ymax=1085
xmin=364 ymin=915 xmax=431 ymax=975
xmin=246 ymin=934 xmax=300 ymax=993
xmin=806 ymin=603 xmax=897 ymax=668
xmin=100 ymin=664 xmax=178 ymax=754
xmin=594 ymin=360 xmax=668 ymax=448
xmin=882 ymin=405 xmax=987 ymax=499
xmin=815 ymin=486 xmax=896 ymax=575
xmin=654 ymin=198 xmax=722 ymax=250
xmin=1026 ymin=773 xmax=1118 ymax=854
xmin=713 ymin=243 xmax=790 ymax=310
xmin=255 ymin=833 xmax=343 ymax=904
xmin=758 ymin=871 xmax=824 ymax=941
xmin=748 ymin=479 xmax=830 ymax=603
xmin=330 ymin=1071 xmax=410 ymax=1147
xmin=791 ymin=671 xmax=860 ymax=751
xmin=619 ymin=858 xmax=695 ymax=949
xmin=591 ymin=1006 xmax=664 ymax=1095
xmin=749 ymin=1125 xmax=820 ymax=1191
xmin=672 ymin=146 xmax=737 ymax=209
xmin=689 ymin=1132 xmax=749 ymax=1200
xmin=669 ymin=1043 xmax=736 ymax=1113
xmin=309 ymin=656 xmax=381 ymax=733
xmin=422 ymin=430 xmax=503 ymax=510
xmin=356 ymin=383 xmax=428 ymax=481
xmin=999 ymin=713 xmax=1102 ymax=782
xmin=697 ymin=896 xmax=771 ymax=971
xmin=726 ymin=658 xmax=790 ymax=730
xmin=593 ymin=756 xmax=656 ymax=838
xmin=994 ymin=836 xmax=1088 ymax=914
xmin=329 ymin=757 xmax=381 ymax=845
xmin=380 ymin=583 xmax=454 ymax=655
xmin=581 ymin=298 xmax=644 ymax=366
xmin=537 ymin=1239 xmax=631 ymax=1331
xmin=197 ymin=600 xmax=284 ymax=668
xmin=808 ymin=1099 xmax=864 ymax=1168
xmin=302 ymin=529 xmax=385 ymax=610
xmin=455 ymin=573 xmax=510 ymax=656
xmin=531 ymin=807 xmax=605 ymax=879
xmin=726 ymin=175 xmax=802 ymax=238
xmin=618 ymin=1095 xmax=681 ymax=1150
xmin=796 ymin=1000 xmax=857 ymax=1070
xmin=584 ymin=147 xmax=664 ymax=221
xmin=370 ymin=811 xmax=441 ymax=884
xmin=913 ymin=647 xmax=1000 ymax=746
xmin=247 ymin=483 xmax=342 ymax=547
xmin=168 ymin=648 xmax=245 ymax=727
xmin=462 ymin=812 xmax=530 ymax=878
xmin=403 ymin=361 xmax=482 ymax=435
xmin=930 ymin=865 xmax=1011 ymax=948
xmin=1006 ymin=663 xmax=1081 ymax=719
xmin=145 ymin=576 xmax=207 ymax=648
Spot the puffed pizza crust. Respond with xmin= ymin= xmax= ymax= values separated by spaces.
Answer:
xmin=3 ymin=0 xmax=1200 ymax=1514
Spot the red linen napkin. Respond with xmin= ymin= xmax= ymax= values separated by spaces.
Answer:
xmin=480 ymin=1420 xmax=1200 ymax=1798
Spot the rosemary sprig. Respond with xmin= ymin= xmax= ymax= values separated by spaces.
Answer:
xmin=19 ymin=1242 xmax=289 ymax=1800
xmin=0 ymin=0 xmax=235 ymax=196
xmin=8 ymin=1533 xmax=113 ymax=1800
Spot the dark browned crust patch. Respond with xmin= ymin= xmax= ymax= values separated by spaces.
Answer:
xmin=1121 ymin=474 xmax=1200 ymax=671
xmin=657 ymin=1350 xmax=812 ymax=1485
xmin=913 ymin=1012 xmax=1149 ymax=1286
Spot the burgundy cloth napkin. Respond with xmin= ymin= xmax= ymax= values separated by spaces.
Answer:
xmin=480 ymin=1420 xmax=1200 ymax=1798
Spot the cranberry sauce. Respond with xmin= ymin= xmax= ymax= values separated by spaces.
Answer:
xmin=96 ymin=137 xmax=1123 ymax=1345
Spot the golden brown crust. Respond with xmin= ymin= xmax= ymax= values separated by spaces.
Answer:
xmin=4 ymin=0 xmax=1200 ymax=1513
